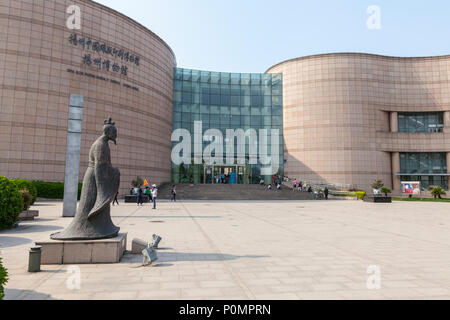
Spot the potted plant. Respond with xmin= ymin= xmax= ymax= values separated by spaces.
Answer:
xmin=371 ymin=180 xmax=384 ymax=196
xmin=364 ymin=180 xmax=392 ymax=203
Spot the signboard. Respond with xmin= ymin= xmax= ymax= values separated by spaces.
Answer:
xmin=401 ymin=181 xmax=421 ymax=195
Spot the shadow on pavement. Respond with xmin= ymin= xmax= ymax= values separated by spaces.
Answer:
xmin=0 ymin=236 xmax=32 ymax=248
xmin=4 ymin=288 xmax=56 ymax=300
xmin=112 ymin=216 xmax=222 ymax=219
xmin=121 ymin=251 xmax=268 ymax=264
xmin=0 ymin=224 xmax=63 ymax=235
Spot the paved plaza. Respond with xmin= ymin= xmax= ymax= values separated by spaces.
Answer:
xmin=2 ymin=199 xmax=450 ymax=300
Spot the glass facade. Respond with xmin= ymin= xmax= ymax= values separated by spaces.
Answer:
xmin=172 ymin=68 xmax=283 ymax=184
xmin=399 ymin=152 xmax=448 ymax=190
xmin=398 ymin=112 xmax=444 ymax=133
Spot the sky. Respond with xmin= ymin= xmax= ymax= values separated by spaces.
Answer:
xmin=94 ymin=0 xmax=450 ymax=73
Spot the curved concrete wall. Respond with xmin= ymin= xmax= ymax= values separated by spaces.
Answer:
xmin=267 ymin=53 xmax=450 ymax=190
xmin=0 ymin=0 xmax=176 ymax=194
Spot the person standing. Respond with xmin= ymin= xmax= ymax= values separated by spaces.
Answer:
xmin=293 ymin=179 xmax=297 ymax=191
xmin=171 ymin=185 xmax=177 ymax=202
xmin=324 ymin=187 xmax=329 ymax=200
xmin=151 ymin=184 xmax=158 ymax=209
xmin=136 ymin=185 xmax=143 ymax=206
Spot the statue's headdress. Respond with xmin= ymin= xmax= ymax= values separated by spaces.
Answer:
xmin=104 ymin=118 xmax=115 ymax=125
xmin=103 ymin=117 xmax=117 ymax=144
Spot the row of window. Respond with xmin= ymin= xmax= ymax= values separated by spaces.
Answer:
xmin=174 ymin=104 xmax=282 ymax=114
xmin=174 ymin=68 xmax=282 ymax=86
xmin=400 ymin=152 xmax=447 ymax=174
xmin=398 ymin=112 xmax=444 ymax=133
xmin=400 ymin=175 xmax=448 ymax=191
xmin=174 ymin=106 xmax=282 ymax=116
xmin=174 ymin=91 xmax=282 ymax=106
xmin=174 ymin=82 xmax=282 ymax=95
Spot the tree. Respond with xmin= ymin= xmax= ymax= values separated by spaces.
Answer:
xmin=371 ymin=180 xmax=384 ymax=190
xmin=380 ymin=186 xmax=391 ymax=197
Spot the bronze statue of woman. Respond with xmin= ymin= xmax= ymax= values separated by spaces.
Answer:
xmin=51 ymin=118 xmax=120 ymax=240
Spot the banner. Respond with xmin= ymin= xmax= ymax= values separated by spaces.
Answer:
xmin=401 ymin=181 xmax=421 ymax=195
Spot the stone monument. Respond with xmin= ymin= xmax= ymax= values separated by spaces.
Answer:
xmin=37 ymin=118 xmax=127 ymax=264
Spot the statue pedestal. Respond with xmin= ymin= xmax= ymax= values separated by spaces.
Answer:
xmin=36 ymin=233 xmax=127 ymax=264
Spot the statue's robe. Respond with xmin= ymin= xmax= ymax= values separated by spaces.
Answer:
xmin=51 ymin=136 xmax=120 ymax=240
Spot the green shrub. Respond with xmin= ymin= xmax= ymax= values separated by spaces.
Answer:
xmin=380 ymin=187 xmax=391 ymax=197
xmin=11 ymin=179 xmax=37 ymax=205
xmin=19 ymin=189 xmax=33 ymax=211
xmin=430 ymin=186 xmax=446 ymax=199
xmin=356 ymin=191 xmax=366 ymax=200
xmin=0 ymin=256 xmax=8 ymax=300
xmin=0 ymin=176 xmax=23 ymax=230
xmin=31 ymin=181 xmax=82 ymax=200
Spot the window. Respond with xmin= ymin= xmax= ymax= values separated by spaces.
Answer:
xmin=400 ymin=152 xmax=448 ymax=190
xmin=398 ymin=112 xmax=444 ymax=133
xmin=172 ymin=68 xmax=284 ymax=183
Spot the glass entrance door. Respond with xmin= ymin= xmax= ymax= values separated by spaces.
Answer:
xmin=204 ymin=165 xmax=247 ymax=184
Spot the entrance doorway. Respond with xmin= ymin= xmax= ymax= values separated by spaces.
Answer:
xmin=204 ymin=165 xmax=246 ymax=184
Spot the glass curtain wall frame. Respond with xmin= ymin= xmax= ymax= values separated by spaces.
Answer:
xmin=172 ymin=67 xmax=284 ymax=184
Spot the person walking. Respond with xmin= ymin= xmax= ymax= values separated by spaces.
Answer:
xmin=112 ymin=191 xmax=119 ymax=205
xmin=136 ymin=185 xmax=143 ymax=206
xmin=171 ymin=184 xmax=177 ymax=202
xmin=151 ymin=184 xmax=158 ymax=209
xmin=324 ymin=187 xmax=329 ymax=200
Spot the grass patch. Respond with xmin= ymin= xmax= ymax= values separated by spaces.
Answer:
xmin=392 ymin=197 xmax=450 ymax=202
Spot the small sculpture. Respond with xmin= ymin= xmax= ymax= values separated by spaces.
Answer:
xmin=142 ymin=247 xmax=158 ymax=266
xmin=51 ymin=118 xmax=120 ymax=240
xmin=149 ymin=234 xmax=162 ymax=248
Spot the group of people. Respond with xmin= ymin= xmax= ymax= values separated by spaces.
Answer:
xmin=291 ymin=178 xmax=329 ymax=199
xmin=131 ymin=184 xmax=159 ymax=209
xmin=214 ymin=174 xmax=228 ymax=184
xmin=260 ymin=175 xmax=284 ymax=190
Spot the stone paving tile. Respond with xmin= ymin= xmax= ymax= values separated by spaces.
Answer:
xmin=3 ymin=200 xmax=450 ymax=300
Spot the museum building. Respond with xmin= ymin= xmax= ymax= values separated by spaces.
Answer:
xmin=1 ymin=0 xmax=450 ymax=194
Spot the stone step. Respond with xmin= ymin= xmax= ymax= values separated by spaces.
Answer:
xmin=157 ymin=183 xmax=316 ymax=200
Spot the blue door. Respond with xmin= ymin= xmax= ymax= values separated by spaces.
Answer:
xmin=230 ymin=171 xmax=236 ymax=184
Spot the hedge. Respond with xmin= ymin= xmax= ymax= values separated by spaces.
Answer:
xmin=356 ymin=191 xmax=366 ymax=200
xmin=0 ymin=176 xmax=23 ymax=230
xmin=31 ymin=181 xmax=82 ymax=200
xmin=0 ymin=256 xmax=7 ymax=300
xmin=11 ymin=179 xmax=38 ymax=205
